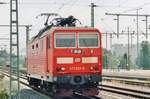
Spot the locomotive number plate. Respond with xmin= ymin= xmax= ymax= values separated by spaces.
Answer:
xmin=69 ymin=66 xmax=85 ymax=71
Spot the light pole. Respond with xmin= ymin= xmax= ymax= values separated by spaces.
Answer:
xmin=90 ymin=3 xmax=98 ymax=27
xmin=25 ymin=25 xmax=32 ymax=70
xmin=109 ymin=33 xmax=113 ymax=69
xmin=141 ymin=16 xmax=148 ymax=39
xmin=136 ymin=8 xmax=142 ymax=68
xmin=114 ymin=15 xmax=120 ymax=38
xmin=106 ymin=32 xmax=108 ymax=69
xmin=127 ymin=27 xmax=130 ymax=70
xmin=131 ymin=31 xmax=135 ymax=48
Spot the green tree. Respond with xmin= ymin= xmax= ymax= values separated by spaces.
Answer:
xmin=0 ymin=50 xmax=8 ymax=67
xmin=103 ymin=48 xmax=119 ymax=69
xmin=103 ymin=49 xmax=108 ymax=69
xmin=0 ymin=50 xmax=7 ymax=58
xmin=119 ymin=53 xmax=134 ymax=70
xmin=138 ymin=41 xmax=150 ymax=69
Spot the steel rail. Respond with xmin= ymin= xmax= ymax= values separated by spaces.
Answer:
xmin=102 ymin=75 xmax=150 ymax=80
xmin=73 ymin=92 xmax=101 ymax=99
xmin=102 ymin=75 xmax=150 ymax=88
xmin=0 ymin=69 xmax=102 ymax=99
xmin=2 ymin=68 xmax=150 ymax=98
xmin=0 ymin=70 xmax=52 ymax=99
xmin=99 ymin=84 xmax=150 ymax=99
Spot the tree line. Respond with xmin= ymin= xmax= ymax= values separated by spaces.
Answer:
xmin=103 ymin=41 xmax=150 ymax=70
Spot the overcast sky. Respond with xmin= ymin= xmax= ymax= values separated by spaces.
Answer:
xmin=1 ymin=0 xmax=150 ymax=53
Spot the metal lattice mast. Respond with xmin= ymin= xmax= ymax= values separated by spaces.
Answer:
xmin=10 ymin=0 xmax=20 ymax=99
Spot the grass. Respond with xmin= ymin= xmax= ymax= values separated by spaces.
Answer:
xmin=0 ymin=90 xmax=8 ymax=99
xmin=0 ymin=75 xmax=8 ymax=99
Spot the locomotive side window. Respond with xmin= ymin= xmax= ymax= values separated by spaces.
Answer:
xmin=79 ymin=33 xmax=99 ymax=48
xmin=55 ymin=33 xmax=76 ymax=48
xmin=32 ymin=45 xmax=34 ymax=49
xmin=36 ymin=43 xmax=38 ymax=48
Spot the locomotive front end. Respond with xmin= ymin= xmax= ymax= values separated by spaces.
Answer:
xmin=52 ymin=28 xmax=102 ymax=96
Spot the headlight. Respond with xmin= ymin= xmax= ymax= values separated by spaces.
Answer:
xmin=90 ymin=66 xmax=99 ymax=71
xmin=90 ymin=66 xmax=94 ymax=70
xmin=57 ymin=67 xmax=66 ymax=72
xmin=61 ymin=67 xmax=66 ymax=71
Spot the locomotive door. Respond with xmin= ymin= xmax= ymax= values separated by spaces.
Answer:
xmin=47 ymin=35 xmax=52 ymax=73
xmin=46 ymin=36 xmax=49 ymax=73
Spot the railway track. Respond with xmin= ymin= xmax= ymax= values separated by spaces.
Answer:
xmin=1 ymin=68 xmax=150 ymax=99
xmin=101 ymin=75 xmax=150 ymax=98
xmin=103 ymin=75 xmax=150 ymax=87
xmin=0 ymin=70 xmax=52 ymax=98
xmin=73 ymin=92 xmax=101 ymax=99
xmin=100 ymin=84 xmax=150 ymax=99
xmin=0 ymin=69 xmax=102 ymax=99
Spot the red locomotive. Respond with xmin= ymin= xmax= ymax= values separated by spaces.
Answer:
xmin=27 ymin=15 xmax=102 ymax=97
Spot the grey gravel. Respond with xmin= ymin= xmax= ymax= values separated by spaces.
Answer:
xmin=11 ymin=89 xmax=51 ymax=99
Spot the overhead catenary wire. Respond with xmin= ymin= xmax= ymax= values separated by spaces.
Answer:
xmin=1 ymin=0 xmax=136 ymax=9
xmin=61 ymin=0 xmax=79 ymax=14
xmin=100 ymin=18 xmax=116 ymax=34
xmin=123 ymin=2 xmax=150 ymax=13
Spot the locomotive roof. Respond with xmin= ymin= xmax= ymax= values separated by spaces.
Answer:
xmin=29 ymin=26 xmax=99 ymax=43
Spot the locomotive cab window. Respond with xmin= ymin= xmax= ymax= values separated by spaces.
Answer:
xmin=55 ymin=33 xmax=76 ymax=48
xmin=79 ymin=33 xmax=99 ymax=48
